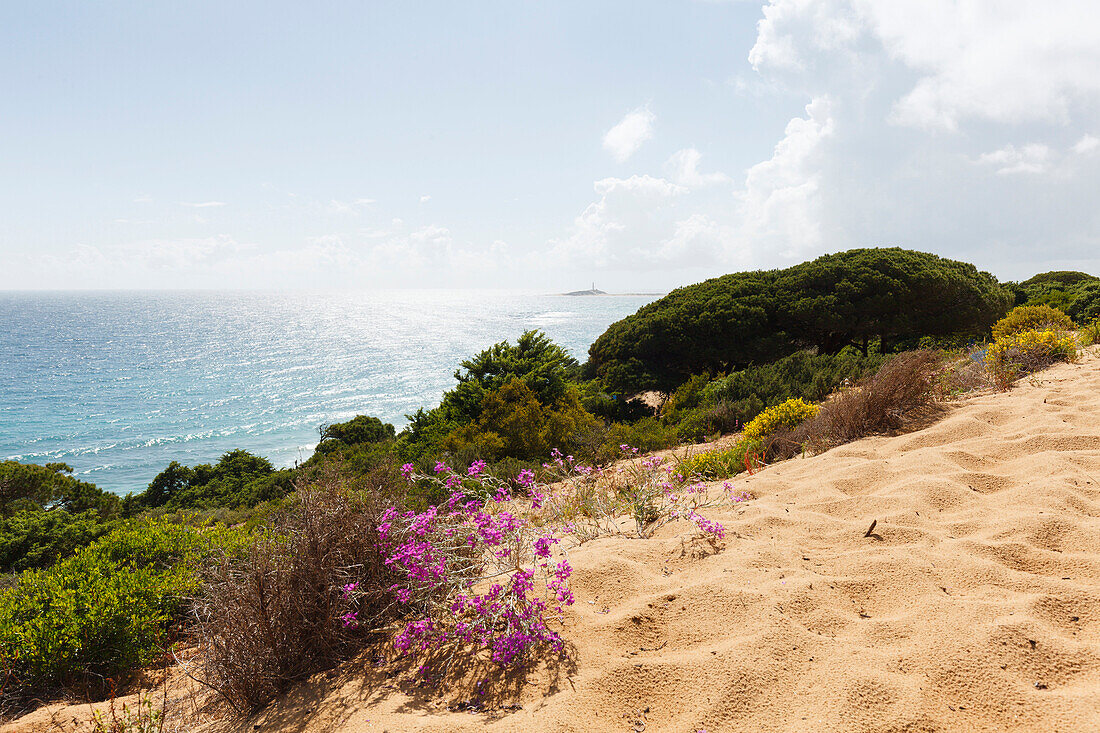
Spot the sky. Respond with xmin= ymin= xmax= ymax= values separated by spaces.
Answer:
xmin=2 ymin=0 xmax=1099 ymax=291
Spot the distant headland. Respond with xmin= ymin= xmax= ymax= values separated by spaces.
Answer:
xmin=560 ymin=283 xmax=664 ymax=296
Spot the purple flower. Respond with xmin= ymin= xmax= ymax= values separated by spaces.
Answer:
xmin=533 ymin=535 xmax=559 ymax=558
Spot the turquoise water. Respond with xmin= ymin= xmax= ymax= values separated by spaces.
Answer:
xmin=0 ymin=290 xmax=657 ymax=494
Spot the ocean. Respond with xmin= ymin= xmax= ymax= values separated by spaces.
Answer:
xmin=0 ymin=290 xmax=658 ymax=495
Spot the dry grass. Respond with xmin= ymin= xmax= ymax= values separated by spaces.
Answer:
xmin=766 ymin=350 xmax=942 ymax=460
xmin=187 ymin=468 xmax=404 ymax=713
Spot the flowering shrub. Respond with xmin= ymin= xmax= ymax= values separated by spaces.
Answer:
xmin=991 ymin=304 xmax=1074 ymax=340
xmin=740 ymin=398 xmax=820 ymax=442
xmin=360 ymin=460 xmax=574 ymax=667
xmin=986 ymin=327 xmax=1077 ymax=388
xmin=356 ymin=447 xmax=747 ymax=668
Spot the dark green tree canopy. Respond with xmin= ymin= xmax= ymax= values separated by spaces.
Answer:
xmin=316 ymin=415 xmax=395 ymax=457
xmin=1020 ymin=271 xmax=1097 ymax=289
xmin=587 ymin=270 xmax=788 ymax=394
xmin=135 ymin=449 xmax=282 ymax=510
xmin=397 ymin=331 xmax=584 ymax=461
xmin=588 ymin=248 xmax=1011 ymax=393
xmin=0 ymin=461 xmax=119 ymax=518
xmin=1012 ymin=270 xmax=1100 ymax=323
xmin=439 ymin=330 xmax=580 ymax=424
xmin=775 ymin=248 xmax=1010 ymax=354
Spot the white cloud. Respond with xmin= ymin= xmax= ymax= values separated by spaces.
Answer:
xmin=593 ymin=174 xmax=687 ymax=198
xmin=551 ymin=99 xmax=835 ymax=271
xmin=602 ymin=106 xmax=655 ymax=162
xmin=419 ymin=195 xmax=432 ymax=203
xmin=749 ymin=0 xmax=1100 ymax=131
xmin=133 ymin=194 xmax=152 ymax=204
xmin=976 ymin=143 xmax=1052 ymax=175
xmin=44 ymin=235 xmax=250 ymax=277
xmin=1073 ymin=134 xmax=1100 ymax=156
xmin=749 ymin=0 xmax=861 ymax=72
xmin=326 ymin=198 xmax=377 ymax=215
xmin=665 ymin=148 xmax=731 ymax=187
xmin=180 ymin=201 xmax=228 ymax=208
xmin=737 ymin=96 xmax=836 ymax=257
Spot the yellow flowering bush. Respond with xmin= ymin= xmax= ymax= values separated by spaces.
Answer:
xmin=986 ymin=327 xmax=1077 ymax=387
xmin=741 ymin=398 xmax=820 ymax=442
xmin=991 ymin=304 xmax=1074 ymax=340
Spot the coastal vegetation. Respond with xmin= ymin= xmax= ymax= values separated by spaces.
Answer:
xmin=588 ymin=248 xmax=1011 ymax=393
xmin=1 ymin=248 xmax=1095 ymax=719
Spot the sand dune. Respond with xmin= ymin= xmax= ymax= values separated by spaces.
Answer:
xmin=203 ymin=352 xmax=1097 ymax=732
xmin=8 ymin=352 xmax=1100 ymax=732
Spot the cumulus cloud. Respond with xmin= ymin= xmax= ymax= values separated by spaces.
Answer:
xmin=552 ymin=98 xmax=834 ymax=272
xmin=1073 ymin=134 xmax=1100 ymax=156
xmin=665 ymin=148 xmax=730 ymax=188
xmin=602 ymin=106 xmax=655 ymax=162
xmin=737 ymin=96 xmax=836 ymax=257
xmin=551 ymin=173 xmax=693 ymax=268
xmin=593 ymin=175 xmax=688 ymax=198
xmin=749 ymin=0 xmax=1100 ymax=131
xmin=976 ymin=144 xmax=1052 ymax=175
xmin=179 ymin=201 xmax=228 ymax=208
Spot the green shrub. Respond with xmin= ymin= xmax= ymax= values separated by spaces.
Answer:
xmin=314 ymin=415 xmax=395 ymax=457
xmin=441 ymin=379 xmax=597 ymax=461
xmin=1079 ymin=319 xmax=1100 ymax=347
xmin=134 ymin=450 xmax=290 ymax=511
xmin=0 ymin=519 xmax=244 ymax=703
xmin=670 ymin=408 xmax=716 ymax=443
xmin=601 ymin=418 xmax=680 ymax=457
xmin=704 ymin=349 xmax=882 ymax=410
xmin=0 ymin=509 xmax=116 ymax=573
xmin=0 ymin=461 xmax=120 ymax=518
xmin=991 ymin=305 xmax=1074 ymax=340
xmin=675 ymin=439 xmax=763 ymax=480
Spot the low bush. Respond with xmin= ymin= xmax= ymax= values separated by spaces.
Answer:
xmin=1079 ymin=319 xmax=1100 ymax=347
xmin=190 ymin=470 xmax=402 ymax=712
xmin=704 ymin=349 xmax=883 ymax=409
xmin=991 ymin=304 xmax=1074 ymax=340
xmin=985 ymin=327 xmax=1078 ymax=388
xmin=133 ymin=450 xmax=291 ymax=512
xmin=769 ymin=350 xmax=942 ymax=458
xmin=675 ymin=440 xmax=763 ymax=481
xmin=595 ymin=418 xmax=680 ymax=462
xmin=741 ymin=398 xmax=820 ymax=442
xmin=0 ymin=520 xmax=241 ymax=707
xmin=0 ymin=508 xmax=116 ymax=573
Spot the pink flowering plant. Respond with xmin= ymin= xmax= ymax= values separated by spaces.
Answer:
xmin=345 ymin=447 xmax=748 ymax=671
xmin=363 ymin=460 xmax=574 ymax=666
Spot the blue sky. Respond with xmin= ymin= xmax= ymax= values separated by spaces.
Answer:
xmin=3 ymin=1 xmax=1099 ymax=290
